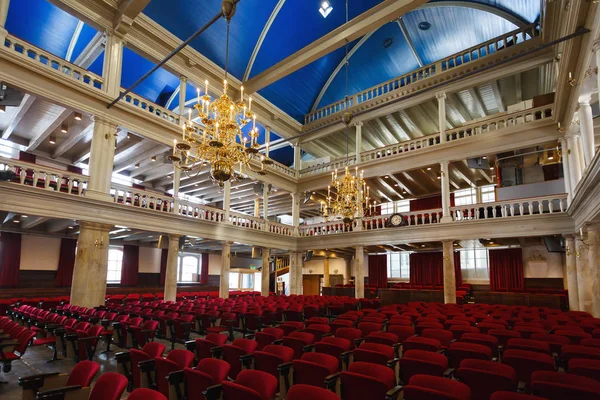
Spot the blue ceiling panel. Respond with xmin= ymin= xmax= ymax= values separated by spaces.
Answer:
xmin=258 ymin=45 xmax=351 ymax=122
xmin=143 ymin=0 xmax=277 ymax=80
xmin=318 ymin=21 xmax=420 ymax=110
xmin=121 ymin=47 xmax=180 ymax=106
xmin=249 ymin=0 xmax=383 ymax=78
xmin=5 ymin=0 xmax=79 ymax=59
xmin=69 ymin=23 xmax=99 ymax=62
xmin=268 ymin=146 xmax=294 ymax=167
xmin=402 ymin=6 xmax=518 ymax=66
xmin=88 ymin=51 xmax=104 ymax=76
xmin=462 ymin=0 xmax=540 ymax=23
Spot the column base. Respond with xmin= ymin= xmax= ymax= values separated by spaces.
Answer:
xmin=440 ymin=216 xmax=453 ymax=223
xmin=85 ymin=190 xmax=113 ymax=202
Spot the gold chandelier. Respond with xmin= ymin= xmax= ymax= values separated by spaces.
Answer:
xmin=322 ymin=166 xmax=371 ymax=224
xmin=168 ymin=2 xmax=271 ymax=187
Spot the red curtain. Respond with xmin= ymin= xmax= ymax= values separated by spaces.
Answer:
xmin=410 ymin=194 xmax=456 ymax=211
xmin=55 ymin=238 xmax=77 ymax=287
xmin=0 ymin=232 xmax=21 ymax=288
xmin=410 ymin=252 xmax=443 ymax=286
xmin=368 ymin=254 xmax=388 ymax=288
xmin=160 ymin=249 xmax=168 ymax=285
xmin=120 ymin=245 xmax=139 ymax=286
xmin=200 ymin=253 xmax=209 ymax=284
xmin=489 ymin=248 xmax=524 ymax=292
xmin=454 ymin=252 xmax=463 ymax=287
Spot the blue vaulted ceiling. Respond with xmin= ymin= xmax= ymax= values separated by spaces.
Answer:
xmin=5 ymin=0 xmax=541 ymax=166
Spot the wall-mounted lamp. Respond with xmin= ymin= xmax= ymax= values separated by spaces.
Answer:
xmin=94 ymin=239 xmax=105 ymax=249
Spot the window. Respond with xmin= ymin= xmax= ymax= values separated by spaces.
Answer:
xmin=380 ymin=200 xmax=410 ymax=215
xmin=387 ymin=252 xmax=410 ymax=279
xmin=229 ymin=269 xmax=258 ymax=291
xmin=178 ymin=254 xmax=201 ymax=283
xmin=460 ymin=247 xmax=490 ymax=280
xmin=481 ymin=185 xmax=496 ymax=203
xmin=241 ymin=273 xmax=253 ymax=289
xmin=107 ymin=247 xmax=123 ymax=283
xmin=229 ymin=272 xmax=240 ymax=289
xmin=454 ymin=188 xmax=476 ymax=206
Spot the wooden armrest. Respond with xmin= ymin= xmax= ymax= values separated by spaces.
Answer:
xmin=272 ymin=339 xmax=283 ymax=345
xmin=184 ymin=340 xmax=196 ymax=352
xmin=203 ymin=384 xmax=222 ymax=400
xmin=36 ymin=385 xmax=83 ymax=400
xmin=353 ymin=338 xmax=365 ymax=347
xmin=210 ymin=346 xmax=223 ymax=358
xmin=114 ymin=351 xmax=131 ymax=363
xmin=240 ymin=354 xmax=254 ymax=368
xmin=0 ymin=340 xmax=18 ymax=349
xmin=18 ymin=372 xmax=62 ymax=390
xmin=443 ymin=368 xmax=455 ymax=378
xmin=324 ymin=372 xmax=342 ymax=392
xmin=303 ymin=344 xmax=315 ymax=353
xmin=138 ymin=359 xmax=156 ymax=373
xmin=386 ymin=358 xmax=399 ymax=369
xmin=385 ymin=385 xmax=403 ymax=400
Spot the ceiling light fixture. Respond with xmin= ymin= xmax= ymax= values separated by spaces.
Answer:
xmin=61 ymin=124 xmax=68 ymax=133
xmin=418 ymin=21 xmax=431 ymax=31
xmin=0 ymin=105 xmax=5 ymax=113
xmin=14 ymin=220 xmax=20 ymax=223
xmin=319 ymin=1 xmax=333 ymax=18
xmin=482 ymin=156 xmax=487 ymax=160
xmin=74 ymin=112 xmax=82 ymax=121
xmin=151 ymin=156 xmax=156 ymax=162
xmin=135 ymin=163 xmax=140 ymax=168
xmin=22 ymin=215 xmax=28 ymax=218
xmin=427 ymin=167 xmax=432 ymax=171
xmin=127 ymin=132 xmax=132 ymax=139
xmin=49 ymin=136 xmax=56 ymax=145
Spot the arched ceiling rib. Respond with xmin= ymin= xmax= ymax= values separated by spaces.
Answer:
xmin=309 ymin=1 xmax=530 ymax=113
xmin=244 ymin=0 xmax=286 ymax=82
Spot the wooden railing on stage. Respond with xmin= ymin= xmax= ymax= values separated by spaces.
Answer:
xmin=322 ymin=287 xmax=356 ymax=298
xmin=474 ymin=292 xmax=562 ymax=309
xmin=379 ymin=289 xmax=444 ymax=306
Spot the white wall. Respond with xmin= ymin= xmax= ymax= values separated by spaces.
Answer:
xmin=521 ymin=244 xmax=564 ymax=279
xmin=19 ymin=235 xmax=61 ymax=271
xmin=497 ymin=179 xmax=565 ymax=201
xmin=139 ymin=247 xmax=161 ymax=273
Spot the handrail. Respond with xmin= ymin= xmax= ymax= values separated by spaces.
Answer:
xmin=299 ymin=104 xmax=554 ymax=177
xmin=305 ymin=23 xmax=540 ymax=124
xmin=111 ymin=183 xmax=174 ymax=213
xmin=3 ymin=34 xmax=104 ymax=90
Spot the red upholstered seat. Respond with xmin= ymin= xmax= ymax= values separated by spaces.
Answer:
xmin=315 ymin=337 xmax=352 ymax=362
xmin=221 ymin=370 xmax=278 ymax=400
xmin=561 ymin=344 xmax=600 ymax=362
xmin=529 ymin=333 xmax=570 ymax=354
xmin=129 ymin=342 xmax=166 ymax=389
xmin=569 ymin=358 xmax=600 ymax=381
xmin=255 ymin=327 xmax=284 ymax=350
xmin=353 ymin=342 xmax=395 ymax=366
xmin=283 ymin=332 xmax=315 ymax=360
xmin=222 ymin=339 xmax=259 ymax=379
xmin=128 ymin=388 xmax=167 ymax=400
xmin=450 ymin=325 xmax=479 ymax=340
xmin=555 ymin=329 xmax=592 ymax=344
xmin=183 ymin=359 xmax=230 ymax=400
xmin=502 ymin=349 xmax=555 ymax=384
xmin=304 ymin=324 xmax=332 ymax=342
xmin=89 ymin=372 xmax=128 ymax=400
xmin=292 ymin=352 xmax=339 ymax=387
xmin=387 ymin=325 xmax=415 ymax=343
xmin=403 ymin=374 xmax=471 ymax=400
xmin=365 ymin=331 xmax=399 ymax=347
xmin=329 ymin=319 xmax=354 ymax=334
xmin=287 ymin=384 xmax=341 ymax=400
xmin=447 ymin=342 xmax=492 ymax=368
xmin=488 ymin=329 xmax=521 ymax=346
xmin=399 ymin=349 xmax=448 ymax=383
xmin=358 ymin=322 xmax=383 ymax=337
xmin=155 ymin=350 xmax=195 ymax=397
xmin=403 ymin=336 xmax=442 ymax=353
xmin=490 ymin=391 xmax=547 ymax=400
xmin=68 ymin=360 xmax=100 ymax=387
xmin=457 ymin=359 xmax=517 ymax=400
xmin=531 ymin=370 xmax=600 ymax=400
xmin=253 ymin=345 xmax=294 ymax=378
xmin=581 ymin=338 xmax=600 ymax=349
xmin=192 ymin=333 xmax=228 ymax=361
xmin=280 ymin=321 xmax=304 ymax=336
xmin=339 ymin=362 xmax=397 ymax=400
xmin=421 ymin=328 xmax=453 ymax=348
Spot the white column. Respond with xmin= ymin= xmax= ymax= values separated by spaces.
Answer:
xmin=220 ymin=242 xmax=231 ymax=299
xmin=355 ymin=121 xmax=363 ymax=162
xmin=576 ymin=135 xmax=586 ymax=176
xmin=172 ymin=168 xmax=181 ymax=214
xmin=355 ymin=246 xmax=365 ymax=299
xmin=293 ymin=142 xmax=301 ymax=174
xmin=345 ymin=259 xmax=352 ymax=284
xmin=566 ymin=134 xmax=583 ymax=189
xmin=442 ymin=240 xmax=456 ymax=304
xmin=595 ymin=42 xmax=600 ymax=102
xmin=578 ymin=101 xmax=595 ymax=166
xmin=564 ymin=235 xmax=579 ymax=311
xmin=576 ymin=234 xmax=592 ymax=313
xmin=0 ymin=0 xmax=10 ymax=41
xmin=559 ymin=138 xmax=573 ymax=203
xmin=437 ymin=92 xmax=447 ymax=143
xmin=164 ymin=234 xmax=180 ymax=302
xmin=588 ymin=226 xmax=600 ymax=317
xmin=323 ymin=257 xmax=330 ymax=288
xmin=291 ymin=192 xmax=300 ymax=236
xmin=289 ymin=252 xmax=303 ymax=295
xmin=475 ymin=187 xmax=483 ymax=204
xmin=262 ymin=183 xmax=269 ymax=230
xmin=440 ymin=160 xmax=452 ymax=223
xmin=261 ymin=248 xmax=270 ymax=297
xmin=103 ymin=32 xmax=124 ymax=98
xmin=178 ymin=75 xmax=187 ymax=123
xmin=86 ymin=117 xmax=117 ymax=201
xmin=254 ymin=198 xmax=260 ymax=218
xmin=223 ymin=180 xmax=231 ymax=222
xmin=70 ymin=222 xmax=112 ymax=308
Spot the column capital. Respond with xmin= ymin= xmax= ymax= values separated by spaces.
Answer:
xmin=167 ymin=234 xmax=182 ymax=242
xmin=264 ymin=125 xmax=271 ymax=132
xmin=104 ymin=29 xmax=127 ymax=45
xmin=77 ymin=221 xmax=113 ymax=231
xmin=441 ymin=239 xmax=454 ymax=245
xmin=592 ymin=40 xmax=600 ymax=53
xmin=436 ymin=92 xmax=447 ymax=100
xmin=354 ymin=121 xmax=364 ymax=128
xmin=179 ymin=75 xmax=188 ymax=83
xmin=91 ymin=115 xmax=119 ymax=130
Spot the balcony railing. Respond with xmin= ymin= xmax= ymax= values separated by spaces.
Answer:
xmin=269 ymin=221 xmax=295 ymax=237
xmin=298 ymin=194 xmax=567 ymax=237
xmin=305 ymin=23 xmax=540 ymax=125
xmin=299 ymin=105 xmax=554 ymax=178
xmin=0 ymin=157 xmax=88 ymax=195
xmin=3 ymin=34 xmax=104 ymax=91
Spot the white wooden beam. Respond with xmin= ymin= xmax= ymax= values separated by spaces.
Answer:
xmin=28 ymin=108 xmax=72 ymax=151
xmin=2 ymin=94 xmax=36 ymax=140
xmin=243 ymin=0 xmax=429 ymax=93
xmin=52 ymin=121 xmax=94 ymax=158
xmin=21 ymin=216 xmax=50 ymax=229
xmin=113 ymin=144 xmax=166 ymax=173
xmin=491 ymin=80 xmax=505 ymax=112
xmin=73 ymin=31 xmax=105 ymax=68
xmin=46 ymin=219 xmax=76 ymax=233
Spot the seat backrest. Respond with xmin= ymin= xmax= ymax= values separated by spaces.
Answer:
xmin=232 ymin=338 xmax=259 ymax=353
xmin=457 ymin=358 xmax=517 ymax=400
xmin=141 ymin=342 xmax=166 ymax=358
xmin=287 ymin=384 xmax=341 ymax=400
xmin=340 ymin=362 xmax=396 ymax=400
xmin=422 ymin=329 xmax=453 ymax=347
xmin=404 ymin=374 xmax=472 ymax=400
xmin=127 ymin=388 xmax=167 ymax=400
xmin=227 ymin=370 xmax=278 ymax=400
xmin=89 ymin=372 xmax=128 ymax=400
xmin=67 ymin=360 xmax=100 ymax=387
xmin=166 ymin=349 xmax=195 ymax=369
xmin=196 ymin=358 xmax=230 ymax=383
xmin=293 ymin=352 xmax=339 ymax=387
xmin=531 ymin=370 xmax=600 ymax=400
xmin=400 ymin=349 xmax=448 ymax=383
xmin=502 ymin=349 xmax=555 ymax=383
